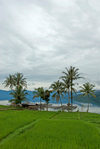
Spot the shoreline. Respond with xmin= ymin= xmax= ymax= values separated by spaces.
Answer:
xmin=0 ymin=100 xmax=10 ymax=105
xmin=0 ymin=100 xmax=100 ymax=114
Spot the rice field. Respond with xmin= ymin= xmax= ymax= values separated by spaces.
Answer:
xmin=0 ymin=110 xmax=100 ymax=149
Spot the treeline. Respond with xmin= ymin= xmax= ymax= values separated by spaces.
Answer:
xmin=3 ymin=66 xmax=96 ymax=112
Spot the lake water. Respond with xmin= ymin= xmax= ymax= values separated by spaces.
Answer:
xmin=0 ymin=100 xmax=100 ymax=114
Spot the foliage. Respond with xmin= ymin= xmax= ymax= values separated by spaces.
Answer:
xmin=61 ymin=78 xmax=70 ymax=104
xmin=50 ymin=80 xmax=64 ymax=107
xmin=33 ymin=87 xmax=44 ymax=99
xmin=3 ymin=74 xmax=15 ymax=89
xmin=61 ymin=66 xmax=81 ymax=105
xmin=43 ymin=90 xmax=51 ymax=111
xmin=80 ymin=82 xmax=96 ymax=111
xmin=10 ymin=86 xmax=28 ymax=104
xmin=3 ymin=73 xmax=27 ymax=105
xmin=33 ymin=87 xmax=45 ymax=110
xmin=3 ymin=73 xmax=27 ymax=89
xmin=33 ymin=88 xmax=51 ymax=111
xmin=80 ymin=82 xmax=96 ymax=97
xmin=13 ymin=73 xmax=27 ymax=88
xmin=43 ymin=90 xmax=50 ymax=104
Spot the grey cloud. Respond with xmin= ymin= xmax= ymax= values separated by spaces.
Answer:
xmin=0 ymin=0 xmax=100 ymax=89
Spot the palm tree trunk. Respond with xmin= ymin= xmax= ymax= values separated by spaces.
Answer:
xmin=68 ymin=89 xmax=70 ymax=105
xmin=47 ymin=103 xmax=48 ymax=111
xmin=70 ymin=78 xmax=73 ymax=107
xmin=40 ymin=98 xmax=41 ymax=111
xmin=60 ymin=96 xmax=62 ymax=111
xmin=71 ymin=86 xmax=73 ymax=106
xmin=87 ymin=95 xmax=90 ymax=112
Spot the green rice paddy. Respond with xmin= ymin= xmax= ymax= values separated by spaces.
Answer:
xmin=0 ymin=110 xmax=100 ymax=149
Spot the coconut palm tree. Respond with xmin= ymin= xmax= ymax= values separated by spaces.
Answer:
xmin=10 ymin=86 xmax=28 ymax=105
xmin=3 ymin=73 xmax=27 ymax=89
xmin=33 ymin=87 xmax=45 ymax=111
xmin=43 ymin=90 xmax=50 ymax=111
xmin=61 ymin=78 xmax=70 ymax=105
xmin=13 ymin=73 xmax=27 ymax=88
xmin=61 ymin=66 xmax=81 ymax=106
xmin=80 ymin=82 xmax=96 ymax=112
xmin=50 ymin=80 xmax=64 ymax=110
xmin=3 ymin=74 xmax=15 ymax=89
xmin=3 ymin=73 xmax=27 ymax=106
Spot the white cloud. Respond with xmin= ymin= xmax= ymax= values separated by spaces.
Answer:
xmin=0 ymin=0 xmax=100 ymax=90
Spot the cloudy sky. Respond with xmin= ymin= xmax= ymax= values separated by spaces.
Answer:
xmin=0 ymin=0 xmax=100 ymax=90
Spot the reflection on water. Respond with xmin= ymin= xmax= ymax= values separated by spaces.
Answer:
xmin=45 ymin=103 xmax=100 ymax=114
xmin=0 ymin=100 xmax=10 ymax=105
xmin=0 ymin=100 xmax=100 ymax=114
xmin=76 ymin=104 xmax=100 ymax=114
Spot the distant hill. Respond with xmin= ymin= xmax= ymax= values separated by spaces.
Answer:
xmin=0 ymin=90 xmax=33 ymax=101
xmin=74 ymin=90 xmax=100 ymax=106
xmin=0 ymin=90 xmax=12 ymax=100
xmin=0 ymin=90 xmax=100 ymax=106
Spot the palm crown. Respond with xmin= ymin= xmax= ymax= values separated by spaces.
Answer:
xmin=3 ymin=74 xmax=15 ymax=89
xmin=3 ymin=72 xmax=27 ymax=89
xmin=80 ymin=82 xmax=96 ymax=112
xmin=80 ymin=82 xmax=96 ymax=97
xmin=13 ymin=73 xmax=27 ymax=88
xmin=61 ymin=66 xmax=81 ymax=105
xmin=50 ymin=80 xmax=64 ymax=106
xmin=10 ymin=86 xmax=28 ymax=104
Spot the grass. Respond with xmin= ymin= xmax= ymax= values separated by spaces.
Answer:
xmin=0 ymin=105 xmax=23 ymax=110
xmin=0 ymin=105 xmax=11 ymax=109
xmin=0 ymin=110 xmax=55 ymax=140
xmin=0 ymin=110 xmax=100 ymax=149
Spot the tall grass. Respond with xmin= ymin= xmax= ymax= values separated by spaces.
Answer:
xmin=0 ymin=110 xmax=100 ymax=149
xmin=0 ymin=110 xmax=55 ymax=139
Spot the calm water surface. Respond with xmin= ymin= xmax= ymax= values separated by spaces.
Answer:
xmin=0 ymin=100 xmax=100 ymax=114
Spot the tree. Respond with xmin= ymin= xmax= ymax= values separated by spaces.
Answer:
xmin=13 ymin=73 xmax=27 ymax=88
xmin=61 ymin=66 xmax=81 ymax=106
xmin=50 ymin=80 xmax=64 ymax=110
xmin=3 ymin=74 xmax=15 ymax=89
xmin=3 ymin=72 xmax=27 ymax=89
xmin=10 ymin=86 xmax=28 ymax=105
xmin=3 ymin=73 xmax=27 ymax=105
xmin=33 ymin=88 xmax=51 ymax=111
xmin=80 ymin=82 xmax=96 ymax=112
xmin=43 ymin=90 xmax=50 ymax=111
xmin=33 ymin=87 xmax=45 ymax=111
xmin=61 ymin=78 xmax=70 ymax=105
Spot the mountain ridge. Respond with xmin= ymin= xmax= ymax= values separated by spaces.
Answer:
xmin=0 ymin=90 xmax=100 ymax=106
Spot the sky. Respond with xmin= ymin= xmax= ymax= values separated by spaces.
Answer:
xmin=0 ymin=0 xmax=100 ymax=90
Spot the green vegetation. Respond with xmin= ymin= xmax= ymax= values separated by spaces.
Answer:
xmin=0 ymin=110 xmax=100 ymax=149
xmin=3 ymin=73 xmax=27 ymax=105
xmin=80 ymin=82 xmax=96 ymax=112
xmin=50 ymin=80 xmax=64 ymax=107
xmin=61 ymin=66 xmax=82 ymax=106
xmin=33 ymin=87 xmax=46 ymax=111
xmin=43 ymin=90 xmax=51 ymax=111
xmin=3 ymin=73 xmax=27 ymax=89
xmin=0 ymin=105 xmax=11 ymax=109
xmin=0 ymin=105 xmax=21 ymax=110
xmin=3 ymin=66 xmax=96 ymax=112
xmin=33 ymin=88 xmax=51 ymax=111
xmin=10 ymin=86 xmax=28 ymax=104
